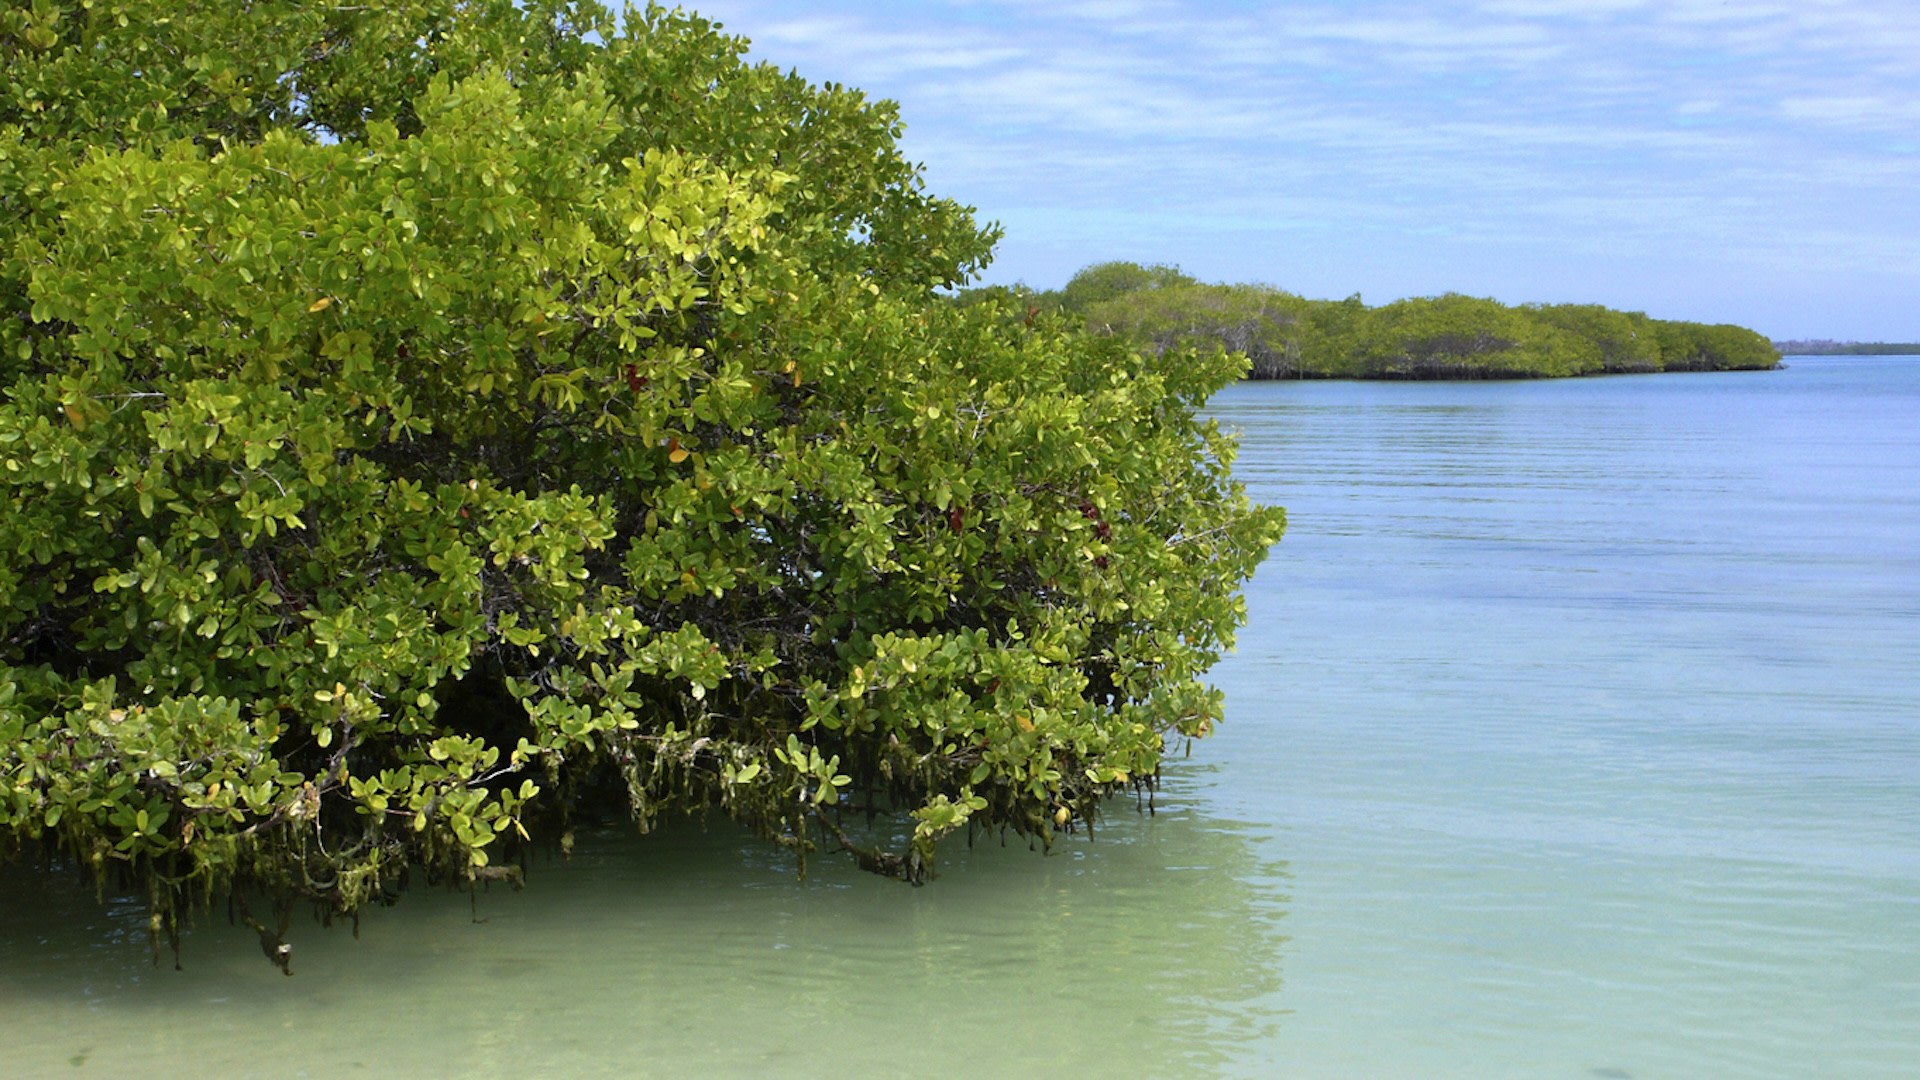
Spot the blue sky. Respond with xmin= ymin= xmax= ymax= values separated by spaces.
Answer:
xmin=679 ymin=1 xmax=1920 ymax=340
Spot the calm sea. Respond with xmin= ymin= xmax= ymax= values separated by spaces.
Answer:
xmin=3 ymin=356 xmax=1916 ymax=1078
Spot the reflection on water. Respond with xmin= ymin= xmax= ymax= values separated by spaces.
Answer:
xmin=0 ymin=775 xmax=1289 ymax=1079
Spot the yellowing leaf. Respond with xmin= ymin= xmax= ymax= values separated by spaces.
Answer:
xmin=308 ymin=296 xmax=334 ymax=312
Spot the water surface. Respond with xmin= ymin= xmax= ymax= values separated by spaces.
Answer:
xmin=1204 ymin=356 xmax=1920 ymax=1078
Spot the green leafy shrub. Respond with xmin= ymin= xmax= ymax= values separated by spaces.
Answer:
xmin=1651 ymin=319 xmax=1780 ymax=371
xmin=1056 ymin=261 xmax=1198 ymax=313
xmin=1081 ymin=283 xmax=1311 ymax=379
xmin=1526 ymin=304 xmax=1662 ymax=374
xmin=0 ymin=1 xmax=1282 ymax=963
xmin=1336 ymin=294 xmax=1600 ymax=378
xmin=1060 ymin=263 xmax=1780 ymax=380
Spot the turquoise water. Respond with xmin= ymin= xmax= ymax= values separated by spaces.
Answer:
xmin=3 ymin=357 xmax=1917 ymax=1077
xmin=1204 ymin=356 xmax=1920 ymax=1077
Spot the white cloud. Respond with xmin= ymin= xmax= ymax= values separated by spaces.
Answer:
xmin=1779 ymin=95 xmax=1920 ymax=127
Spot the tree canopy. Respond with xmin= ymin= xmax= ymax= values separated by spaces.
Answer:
xmin=0 ymin=2 xmax=1282 ymax=967
xmin=994 ymin=262 xmax=1781 ymax=379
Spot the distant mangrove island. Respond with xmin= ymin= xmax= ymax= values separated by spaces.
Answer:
xmin=964 ymin=261 xmax=1781 ymax=380
xmin=1772 ymin=340 xmax=1920 ymax=356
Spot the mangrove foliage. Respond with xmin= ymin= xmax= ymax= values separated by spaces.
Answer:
xmin=975 ymin=262 xmax=1781 ymax=379
xmin=1772 ymin=340 xmax=1920 ymax=356
xmin=0 ymin=1 xmax=1283 ymax=966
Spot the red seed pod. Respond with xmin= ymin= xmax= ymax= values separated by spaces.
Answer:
xmin=1093 ymin=555 xmax=1109 ymax=570
xmin=1095 ymin=521 xmax=1112 ymax=542
xmin=948 ymin=506 xmax=965 ymax=534
xmin=624 ymin=364 xmax=648 ymax=393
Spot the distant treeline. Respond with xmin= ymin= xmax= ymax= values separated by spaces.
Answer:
xmin=1773 ymin=340 xmax=1920 ymax=356
xmin=962 ymin=262 xmax=1781 ymax=380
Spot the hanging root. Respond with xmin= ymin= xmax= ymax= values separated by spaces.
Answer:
xmin=812 ymin=810 xmax=928 ymax=885
xmin=146 ymin=876 xmax=182 ymax=971
xmin=233 ymin=894 xmax=294 ymax=976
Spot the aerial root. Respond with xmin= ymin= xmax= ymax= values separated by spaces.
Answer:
xmin=234 ymin=893 xmax=294 ymax=976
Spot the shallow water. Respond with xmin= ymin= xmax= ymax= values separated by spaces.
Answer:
xmin=1204 ymin=356 xmax=1920 ymax=1078
xmin=4 ymin=357 xmax=1917 ymax=1078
